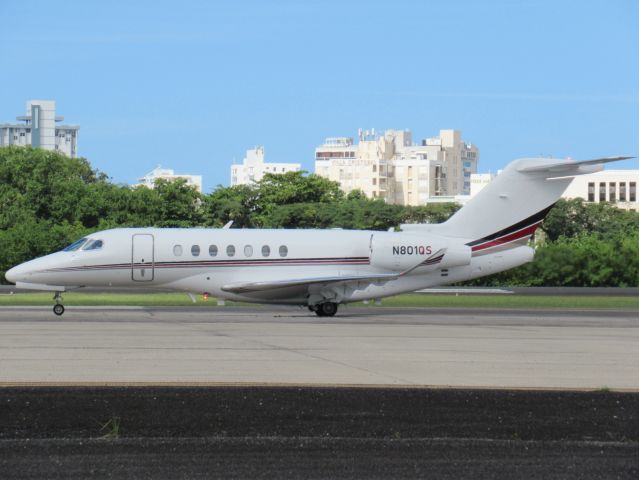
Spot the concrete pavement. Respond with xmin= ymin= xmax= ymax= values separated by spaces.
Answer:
xmin=0 ymin=306 xmax=637 ymax=389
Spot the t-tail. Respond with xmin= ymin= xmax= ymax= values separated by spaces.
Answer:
xmin=401 ymin=156 xmax=633 ymax=252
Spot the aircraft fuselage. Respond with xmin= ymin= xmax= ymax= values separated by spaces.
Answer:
xmin=5 ymin=227 xmax=533 ymax=306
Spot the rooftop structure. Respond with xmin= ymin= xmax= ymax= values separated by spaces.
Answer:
xmin=0 ymin=100 xmax=79 ymax=157
xmin=135 ymin=166 xmax=203 ymax=192
xmin=231 ymin=146 xmax=301 ymax=186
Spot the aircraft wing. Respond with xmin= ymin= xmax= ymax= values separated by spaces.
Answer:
xmin=221 ymin=248 xmax=447 ymax=294
xmin=517 ymin=156 xmax=634 ymax=174
xmin=221 ymin=272 xmax=400 ymax=294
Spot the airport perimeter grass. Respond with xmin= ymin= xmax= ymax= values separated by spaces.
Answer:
xmin=0 ymin=291 xmax=638 ymax=309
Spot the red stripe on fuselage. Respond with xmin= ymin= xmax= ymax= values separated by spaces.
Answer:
xmin=42 ymin=257 xmax=371 ymax=273
xmin=471 ymin=222 xmax=541 ymax=252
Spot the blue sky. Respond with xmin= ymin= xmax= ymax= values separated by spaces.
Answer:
xmin=1 ymin=0 xmax=637 ymax=191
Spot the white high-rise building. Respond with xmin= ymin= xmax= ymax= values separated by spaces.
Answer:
xmin=314 ymin=129 xmax=478 ymax=205
xmin=0 ymin=100 xmax=79 ymax=157
xmin=231 ymin=146 xmax=301 ymax=186
xmin=135 ymin=166 xmax=203 ymax=192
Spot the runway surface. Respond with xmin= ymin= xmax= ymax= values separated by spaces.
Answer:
xmin=1 ymin=305 xmax=638 ymax=389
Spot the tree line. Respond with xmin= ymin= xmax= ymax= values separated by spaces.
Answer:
xmin=1 ymin=146 xmax=637 ymax=286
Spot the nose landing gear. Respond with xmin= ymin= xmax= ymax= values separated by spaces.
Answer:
xmin=53 ymin=292 xmax=65 ymax=316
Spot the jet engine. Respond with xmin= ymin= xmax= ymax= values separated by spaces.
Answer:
xmin=370 ymin=232 xmax=472 ymax=272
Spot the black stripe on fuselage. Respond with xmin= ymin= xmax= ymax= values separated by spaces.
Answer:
xmin=466 ymin=203 xmax=556 ymax=247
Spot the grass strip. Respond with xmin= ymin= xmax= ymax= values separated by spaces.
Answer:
xmin=0 ymin=292 xmax=638 ymax=309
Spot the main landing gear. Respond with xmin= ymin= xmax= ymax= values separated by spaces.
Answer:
xmin=309 ymin=302 xmax=338 ymax=317
xmin=53 ymin=292 xmax=65 ymax=316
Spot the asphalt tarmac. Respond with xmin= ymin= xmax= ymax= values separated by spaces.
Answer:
xmin=1 ymin=386 xmax=638 ymax=479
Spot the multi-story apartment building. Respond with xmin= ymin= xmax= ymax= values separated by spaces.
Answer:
xmin=231 ymin=146 xmax=301 ymax=186
xmin=314 ymin=130 xmax=397 ymax=200
xmin=0 ymin=100 xmax=79 ymax=157
xmin=135 ymin=166 xmax=203 ymax=192
xmin=314 ymin=129 xmax=478 ymax=205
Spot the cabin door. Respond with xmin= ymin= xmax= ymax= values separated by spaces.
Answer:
xmin=132 ymin=234 xmax=154 ymax=281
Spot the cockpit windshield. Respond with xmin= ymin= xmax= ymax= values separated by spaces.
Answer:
xmin=83 ymin=239 xmax=104 ymax=251
xmin=63 ymin=238 xmax=89 ymax=252
xmin=62 ymin=237 xmax=104 ymax=252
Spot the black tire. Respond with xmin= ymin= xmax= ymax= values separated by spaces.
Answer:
xmin=318 ymin=302 xmax=338 ymax=317
xmin=53 ymin=304 xmax=65 ymax=316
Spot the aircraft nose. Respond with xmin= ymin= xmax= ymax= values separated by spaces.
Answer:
xmin=5 ymin=265 xmax=19 ymax=284
xmin=5 ymin=263 xmax=29 ymax=284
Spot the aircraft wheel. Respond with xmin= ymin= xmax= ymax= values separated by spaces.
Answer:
xmin=316 ymin=302 xmax=338 ymax=317
xmin=53 ymin=304 xmax=65 ymax=316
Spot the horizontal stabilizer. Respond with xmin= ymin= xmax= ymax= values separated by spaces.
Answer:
xmin=517 ymin=156 xmax=634 ymax=174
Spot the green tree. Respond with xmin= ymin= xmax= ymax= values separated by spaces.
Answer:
xmin=401 ymin=203 xmax=460 ymax=224
xmin=332 ymin=198 xmax=405 ymax=230
xmin=153 ymin=178 xmax=204 ymax=227
xmin=256 ymin=171 xmax=344 ymax=205
xmin=541 ymin=198 xmax=639 ymax=241
xmin=0 ymin=146 xmax=101 ymax=228
xmin=203 ymin=184 xmax=258 ymax=228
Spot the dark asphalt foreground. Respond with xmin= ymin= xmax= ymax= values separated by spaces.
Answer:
xmin=0 ymin=387 xmax=638 ymax=479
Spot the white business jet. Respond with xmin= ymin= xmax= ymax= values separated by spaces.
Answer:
xmin=5 ymin=156 xmax=632 ymax=317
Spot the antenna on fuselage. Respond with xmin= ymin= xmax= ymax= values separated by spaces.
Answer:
xmin=222 ymin=221 xmax=233 ymax=229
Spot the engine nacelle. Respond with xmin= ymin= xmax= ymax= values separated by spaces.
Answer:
xmin=370 ymin=232 xmax=471 ymax=272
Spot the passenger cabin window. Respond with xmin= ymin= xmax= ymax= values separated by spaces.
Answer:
xmin=227 ymin=245 xmax=235 ymax=257
xmin=279 ymin=245 xmax=288 ymax=257
xmin=63 ymin=238 xmax=88 ymax=252
xmin=173 ymin=245 xmax=183 ymax=256
xmin=83 ymin=239 xmax=103 ymax=251
xmin=244 ymin=245 xmax=253 ymax=257
xmin=191 ymin=245 xmax=200 ymax=256
xmin=262 ymin=245 xmax=270 ymax=257
xmin=209 ymin=245 xmax=218 ymax=257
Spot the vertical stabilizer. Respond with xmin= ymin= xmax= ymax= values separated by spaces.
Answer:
xmin=401 ymin=156 xmax=632 ymax=249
